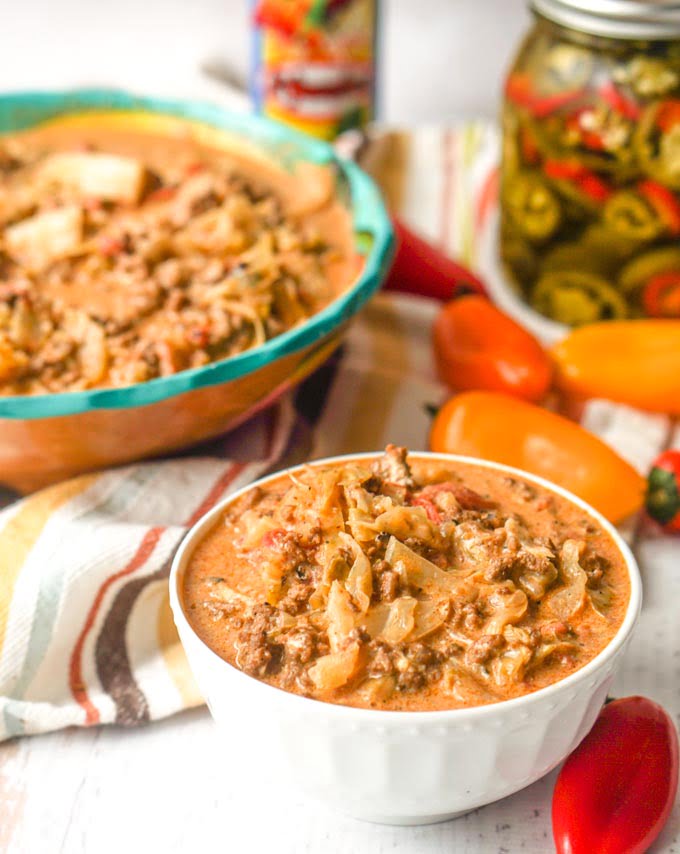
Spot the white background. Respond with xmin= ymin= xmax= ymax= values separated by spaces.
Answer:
xmin=1 ymin=0 xmax=530 ymax=121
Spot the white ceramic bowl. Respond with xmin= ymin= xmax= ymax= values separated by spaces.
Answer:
xmin=169 ymin=453 xmax=642 ymax=826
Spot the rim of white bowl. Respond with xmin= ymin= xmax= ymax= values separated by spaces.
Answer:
xmin=170 ymin=452 xmax=642 ymax=723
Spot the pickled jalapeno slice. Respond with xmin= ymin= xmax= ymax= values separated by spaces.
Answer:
xmin=619 ymin=246 xmax=680 ymax=293
xmin=532 ymin=271 xmax=628 ymax=325
xmin=603 ymin=190 xmax=665 ymax=242
xmin=636 ymin=102 xmax=680 ymax=190
xmin=503 ymin=172 xmax=561 ymax=241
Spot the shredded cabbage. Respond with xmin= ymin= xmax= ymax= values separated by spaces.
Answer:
xmin=308 ymin=642 xmax=360 ymax=691
xmin=339 ymin=532 xmax=373 ymax=613
xmin=326 ymin=580 xmax=356 ymax=653
xmin=484 ymin=586 xmax=528 ymax=634
xmin=548 ymin=540 xmax=588 ymax=620
xmin=384 ymin=536 xmax=455 ymax=594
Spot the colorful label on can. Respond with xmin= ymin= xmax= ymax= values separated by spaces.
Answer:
xmin=250 ymin=0 xmax=378 ymax=140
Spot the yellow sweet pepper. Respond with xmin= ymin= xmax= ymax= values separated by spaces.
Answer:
xmin=553 ymin=320 xmax=680 ymax=414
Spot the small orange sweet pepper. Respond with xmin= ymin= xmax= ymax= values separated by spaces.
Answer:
xmin=429 ymin=391 xmax=644 ymax=523
xmin=433 ymin=295 xmax=552 ymax=403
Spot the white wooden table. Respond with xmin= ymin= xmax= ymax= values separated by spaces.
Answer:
xmin=0 ymin=710 xmax=577 ymax=853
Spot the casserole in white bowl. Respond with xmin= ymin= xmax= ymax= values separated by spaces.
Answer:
xmin=169 ymin=452 xmax=641 ymax=825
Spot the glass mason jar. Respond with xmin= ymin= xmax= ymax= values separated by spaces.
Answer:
xmin=500 ymin=1 xmax=680 ymax=325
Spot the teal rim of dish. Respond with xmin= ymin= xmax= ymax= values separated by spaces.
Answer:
xmin=0 ymin=89 xmax=394 ymax=419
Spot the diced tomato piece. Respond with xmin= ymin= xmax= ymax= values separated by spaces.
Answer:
xmin=97 ymin=235 xmax=125 ymax=257
xmin=411 ymin=495 xmax=442 ymax=524
xmin=145 ymin=186 xmax=177 ymax=204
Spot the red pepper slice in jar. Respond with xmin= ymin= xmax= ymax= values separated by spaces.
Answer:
xmin=638 ymin=180 xmax=680 ymax=235
xmin=505 ymin=72 xmax=586 ymax=118
xmin=643 ymin=271 xmax=680 ymax=317
xmin=564 ymin=84 xmax=641 ymax=153
xmin=656 ymin=99 xmax=680 ymax=132
xmin=544 ymin=159 xmax=613 ymax=203
xmin=598 ymin=81 xmax=642 ymax=121
xmin=646 ymin=450 xmax=680 ymax=531
xmin=565 ymin=110 xmax=607 ymax=151
xmin=552 ymin=696 xmax=679 ymax=854
xmin=519 ymin=126 xmax=541 ymax=164
xmin=577 ymin=172 xmax=614 ymax=204
xmin=544 ymin=160 xmax=587 ymax=181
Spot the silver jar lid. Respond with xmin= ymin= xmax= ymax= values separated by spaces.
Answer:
xmin=531 ymin=0 xmax=680 ymax=39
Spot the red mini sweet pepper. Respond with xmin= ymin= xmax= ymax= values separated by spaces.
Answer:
xmin=552 ymin=696 xmax=679 ymax=854
xmin=432 ymin=295 xmax=552 ymax=402
xmin=384 ymin=218 xmax=487 ymax=301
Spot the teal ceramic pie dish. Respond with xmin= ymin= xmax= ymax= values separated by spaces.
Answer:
xmin=0 ymin=89 xmax=394 ymax=492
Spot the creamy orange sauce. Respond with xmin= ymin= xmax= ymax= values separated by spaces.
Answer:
xmin=183 ymin=454 xmax=630 ymax=712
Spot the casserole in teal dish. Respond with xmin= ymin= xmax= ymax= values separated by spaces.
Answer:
xmin=0 ymin=90 xmax=393 ymax=491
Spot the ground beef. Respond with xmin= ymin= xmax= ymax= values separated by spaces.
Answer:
xmin=482 ymin=553 xmax=516 ymax=582
xmin=395 ymin=643 xmax=442 ymax=692
xmin=366 ymin=640 xmax=442 ymax=693
xmin=258 ymin=529 xmax=323 ymax=596
xmin=583 ymin=552 xmax=609 ymax=584
xmin=372 ymin=559 xmax=400 ymax=602
xmin=278 ymin=580 xmax=312 ymax=614
xmin=539 ymin=621 xmax=572 ymax=642
xmin=371 ymin=444 xmax=415 ymax=489
xmin=465 ymin=634 xmax=505 ymax=666
xmin=461 ymin=509 xmax=505 ymax=530
xmin=283 ymin=627 xmax=318 ymax=664
xmin=379 ymin=570 xmax=399 ymax=602
xmin=236 ymin=603 xmax=280 ymax=677
xmin=366 ymin=641 xmax=394 ymax=678
xmin=278 ymin=563 xmax=320 ymax=614
xmin=460 ymin=602 xmax=484 ymax=631
xmin=503 ymin=476 xmax=538 ymax=502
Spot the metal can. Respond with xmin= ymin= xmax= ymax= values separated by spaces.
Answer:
xmin=250 ymin=0 xmax=379 ymax=140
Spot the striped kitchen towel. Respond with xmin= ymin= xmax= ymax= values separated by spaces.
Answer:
xmin=0 ymin=400 xmax=297 ymax=739
xmin=0 ymin=122 xmax=675 ymax=742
